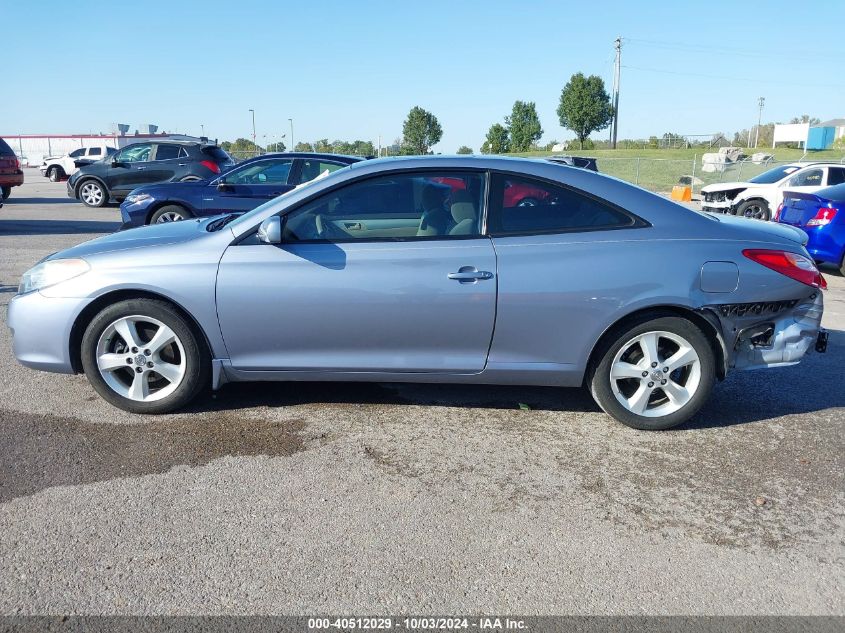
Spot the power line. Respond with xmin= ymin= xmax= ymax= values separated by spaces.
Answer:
xmin=621 ymin=64 xmax=831 ymax=88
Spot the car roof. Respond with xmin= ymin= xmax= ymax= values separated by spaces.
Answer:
xmin=239 ymin=152 xmax=364 ymax=162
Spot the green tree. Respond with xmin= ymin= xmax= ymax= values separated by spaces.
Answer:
xmin=456 ymin=145 xmax=473 ymax=154
xmin=790 ymin=115 xmax=821 ymax=125
xmin=401 ymin=106 xmax=442 ymax=155
xmin=221 ymin=138 xmax=264 ymax=157
xmin=294 ymin=141 xmax=313 ymax=152
xmin=265 ymin=141 xmax=286 ymax=152
xmin=481 ymin=123 xmax=510 ymax=154
xmin=506 ymin=101 xmax=543 ymax=152
xmin=556 ymin=73 xmax=613 ymax=149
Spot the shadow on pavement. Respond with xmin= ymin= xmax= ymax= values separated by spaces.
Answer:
xmin=5 ymin=197 xmax=77 ymax=205
xmin=0 ymin=219 xmax=119 ymax=236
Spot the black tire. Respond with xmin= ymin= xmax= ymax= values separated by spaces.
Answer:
xmin=735 ymin=199 xmax=770 ymax=221
xmin=1 ymin=186 xmax=10 ymax=200
xmin=588 ymin=315 xmax=716 ymax=430
xmin=150 ymin=205 xmax=192 ymax=225
xmin=77 ymin=179 xmax=108 ymax=208
xmin=48 ymin=166 xmax=64 ymax=182
xmin=80 ymin=299 xmax=210 ymax=414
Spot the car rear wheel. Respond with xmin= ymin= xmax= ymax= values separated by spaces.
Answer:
xmin=589 ymin=315 xmax=716 ymax=430
xmin=150 ymin=205 xmax=191 ymax=225
xmin=48 ymin=166 xmax=64 ymax=182
xmin=78 ymin=180 xmax=107 ymax=207
xmin=81 ymin=299 xmax=210 ymax=414
xmin=1 ymin=186 xmax=10 ymax=200
xmin=736 ymin=199 xmax=770 ymax=221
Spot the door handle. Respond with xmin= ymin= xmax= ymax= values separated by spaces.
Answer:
xmin=448 ymin=267 xmax=493 ymax=282
xmin=178 ymin=163 xmax=188 ymax=166
xmin=135 ymin=166 xmax=146 ymax=170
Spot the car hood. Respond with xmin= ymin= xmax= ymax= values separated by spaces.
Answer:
xmin=701 ymin=181 xmax=754 ymax=193
xmin=715 ymin=213 xmax=808 ymax=246
xmin=49 ymin=218 xmax=209 ymax=260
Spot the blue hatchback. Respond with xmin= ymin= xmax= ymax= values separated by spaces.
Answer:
xmin=119 ymin=152 xmax=364 ymax=227
xmin=777 ymin=182 xmax=845 ymax=274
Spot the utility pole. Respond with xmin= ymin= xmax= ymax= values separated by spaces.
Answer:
xmin=610 ymin=36 xmax=622 ymax=149
xmin=249 ymin=109 xmax=257 ymax=155
xmin=754 ymin=97 xmax=765 ymax=149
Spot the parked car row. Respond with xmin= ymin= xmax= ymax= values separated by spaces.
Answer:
xmin=41 ymin=145 xmax=116 ymax=181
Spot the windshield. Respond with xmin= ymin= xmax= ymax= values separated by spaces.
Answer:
xmin=225 ymin=165 xmax=351 ymax=231
xmin=748 ymin=165 xmax=800 ymax=184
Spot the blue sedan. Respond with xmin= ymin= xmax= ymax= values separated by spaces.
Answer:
xmin=8 ymin=156 xmax=827 ymax=430
xmin=119 ymin=152 xmax=364 ymax=227
xmin=777 ymin=183 xmax=845 ymax=275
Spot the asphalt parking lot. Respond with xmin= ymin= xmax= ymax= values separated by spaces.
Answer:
xmin=0 ymin=176 xmax=843 ymax=615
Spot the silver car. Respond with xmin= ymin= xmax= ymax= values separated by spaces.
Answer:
xmin=7 ymin=156 xmax=827 ymax=430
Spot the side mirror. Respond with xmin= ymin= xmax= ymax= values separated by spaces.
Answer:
xmin=257 ymin=216 xmax=283 ymax=244
xmin=111 ymin=159 xmax=120 ymax=168
xmin=216 ymin=181 xmax=231 ymax=192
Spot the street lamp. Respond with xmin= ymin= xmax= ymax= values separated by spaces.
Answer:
xmin=249 ymin=109 xmax=257 ymax=155
xmin=288 ymin=118 xmax=294 ymax=152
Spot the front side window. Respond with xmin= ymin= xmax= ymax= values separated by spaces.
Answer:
xmin=223 ymin=159 xmax=293 ymax=185
xmin=154 ymin=144 xmax=181 ymax=160
xmin=294 ymin=160 xmax=348 ymax=185
xmin=487 ymin=174 xmax=634 ymax=235
xmin=115 ymin=144 xmax=152 ymax=163
xmin=283 ymin=171 xmax=485 ymax=242
xmin=787 ymin=168 xmax=823 ymax=187
xmin=69 ymin=148 xmax=85 ymax=157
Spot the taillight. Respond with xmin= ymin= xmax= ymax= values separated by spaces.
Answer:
xmin=774 ymin=202 xmax=783 ymax=222
xmin=14 ymin=157 xmax=21 ymax=170
xmin=806 ymin=205 xmax=838 ymax=227
xmin=199 ymin=159 xmax=221 ymax=174
xmin=743 ymin=249 xmax=824 ymax=288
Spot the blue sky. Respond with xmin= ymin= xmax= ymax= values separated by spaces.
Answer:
xmin=3 ymin=0 xmax=843 ymax=151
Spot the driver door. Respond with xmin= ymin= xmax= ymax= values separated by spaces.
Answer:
xmin=108 ymin=143 xmax=153 ymax=196
xmin=203 ymin=157 xmax=295 ymax=214
xmin=215 ymin=170 xmax=497 ymax=373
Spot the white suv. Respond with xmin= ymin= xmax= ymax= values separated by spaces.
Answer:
xmin=40 ymin=146 xmax=115 ymax=182
xmin=701 ymin=162 xmax=845 ymax=220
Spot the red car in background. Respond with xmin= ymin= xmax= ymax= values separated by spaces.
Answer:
xmin=0 ymin=137 xmax=24 ymax=200
xmin=431 ymin=176 xmax=549 ymax=207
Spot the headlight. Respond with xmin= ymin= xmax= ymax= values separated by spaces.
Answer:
xmin=19 ymin=258 xmax=90 ymax=294
xmin=125 ymin=193 xmax=151 ymax=204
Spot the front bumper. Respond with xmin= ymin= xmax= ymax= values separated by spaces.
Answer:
xmin=7 ymin=291 xmax=91 ymax=374
xmin=701 ymin=199 xmax=733 ymax=213
xmin=66 ymin=179 xmax=77 ymax=199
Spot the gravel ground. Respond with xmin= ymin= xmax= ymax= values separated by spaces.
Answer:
xmin=0 ymin=177 xmax=843 ymax=615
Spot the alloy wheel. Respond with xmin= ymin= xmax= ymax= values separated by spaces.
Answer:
xmin=609 ymin=330 xmax=702 ymax=418
xmin=80 ymin=182 xmax=103 ymax=206
xmin=155 ymin=211 xmax=184 ymax=223
xmin=95 ymin=315 xmax=186 ymax=402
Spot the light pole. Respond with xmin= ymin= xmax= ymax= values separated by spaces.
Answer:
xmin=754 ymin=97 xmax=765 ymax=149
xmin=200 ymin=124 xmax=205 ymax=138
xmin=288 ymin=118 xmax=294 ymax=152
xmin=249 ymin=109 xmax=257 ymax=155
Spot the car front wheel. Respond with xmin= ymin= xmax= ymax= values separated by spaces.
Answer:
xmin=589 ymin=315 xmax=716 ymax=430
xmin=735 ymin=199 xmax=770 ymax=221
xmin=78 ymin=180 xmax=107 ymax=207
xmin=48 ymin=166 xmax=64 ymax=182
xmin=150 ymin=205 xmax=191 ymax=225
xmin=81 ymin=299 xmax=210 ymax=414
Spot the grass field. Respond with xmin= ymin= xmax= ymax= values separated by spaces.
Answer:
xmin=509 ymin=147 xmax=845 ymax=193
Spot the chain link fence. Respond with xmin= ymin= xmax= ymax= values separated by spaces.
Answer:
xmin=594 ymin=156 xmax=845 ymax=195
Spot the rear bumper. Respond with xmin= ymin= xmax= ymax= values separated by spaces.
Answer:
xmin=0 ymin=172 xmax=24 ymax=187
xmin=716 ymin=290 xmax=825 ymax=371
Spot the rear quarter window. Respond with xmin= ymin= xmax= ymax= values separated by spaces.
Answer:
xmin=0 ymin=138 xmax=14 ymax=156
xmin=488 ymin=173 xmax=636 ymax=235
xmin=202 ymin=146 xmax=232 ymax=163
